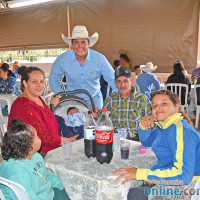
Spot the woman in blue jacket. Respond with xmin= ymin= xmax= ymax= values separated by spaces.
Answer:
xmin=113 ymin=90 xmax=200 ymax=185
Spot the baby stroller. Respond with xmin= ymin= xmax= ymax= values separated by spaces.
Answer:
xmin=51 ymin=89 xmax=96 ymax=139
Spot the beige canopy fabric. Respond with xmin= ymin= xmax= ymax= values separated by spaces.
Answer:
xmin=0 ymin=0 xmax=199 ymax=73
xmin=69 ymin=0 xmax=199 ymax=73
xmin=0 ymin=2 xmax=68 ymax=50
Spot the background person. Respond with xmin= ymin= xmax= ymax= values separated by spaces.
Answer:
xmin=119 ymin=49 xmax=130 ymax=68
xmin=49 ymin=25 xmax=118 ymax=109
xmin=8 ymin=67 xmax=78 ymax=156
xmin=136 ymin=62 xmax=160 ymax=99
xmin=113 ymin=60 xmax=121 ymax=70
xmin=113 ymin=90 xmax=200 ymax=187
xmin=191 ymin=61 xmax=200 ymax=83
xmin=0 ymin=118 xmax=70 ymax=200
xmin=12 ymin=61 xmax=20 ymax=79
xmin=0 ymin=63 xmax=22 ymax=116
xmin=132 ymin=65 xmax=142 ymax=83
xmin=166 ymin=60 xmax=191 ymax=105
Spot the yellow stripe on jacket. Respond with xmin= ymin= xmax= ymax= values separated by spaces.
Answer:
xmin=137 ymin=119 xmax=184 ymax=180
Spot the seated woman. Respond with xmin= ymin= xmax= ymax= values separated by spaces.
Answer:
xmin=0 ymin=118 xmax=70 ymax=200
xmin=8 ymin=67 xmax=78 ymax=156
xmin=0 ymin=63 xmax=22 ymax=116
xmin=166 ymin=60 xmax=191 ymax=105
xmin=113 ymin=90 xmax=200 ymax=186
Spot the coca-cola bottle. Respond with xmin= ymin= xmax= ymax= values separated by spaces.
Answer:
xmin=84 ymin=111 xmax=96 ymax=158
xmin=95 ymin=108 xmax=113 ymax=164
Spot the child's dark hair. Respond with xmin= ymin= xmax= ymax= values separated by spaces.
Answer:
xmin=1 ymin=118 xmax=34 ymax=160
xmin=151 ymin=90 xmax=193 ymax=126
xmin=20 ymin=67 xmax=45 ymax=91
xmin=67 ymin=107 xmax=77 ymax=114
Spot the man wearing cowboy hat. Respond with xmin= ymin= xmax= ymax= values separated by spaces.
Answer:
xmin=136 ymin=62 xmax=160 ymax=99
xmin=93 ymin=66 xmax=152 ymax=141
xmin=49 ymin=25 xmax=118 ymax=109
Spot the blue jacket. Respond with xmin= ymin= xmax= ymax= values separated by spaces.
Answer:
xmin=137 ymin=113 xmax=200 ymax=185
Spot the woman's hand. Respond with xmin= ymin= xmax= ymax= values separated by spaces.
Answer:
xmin=61 ymin=135 xmax=79 ymax=143
xmin=50 ymin=95 xmax=61 ymax=108
xmin=141 ymin=116 xmax=155 ymax=129
xmin=112 ymin=166 xmax=137 ymax=184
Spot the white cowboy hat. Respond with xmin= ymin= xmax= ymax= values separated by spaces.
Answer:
xmin=140 ymin=62 xmax=157 ymax=72
xmin=61 ymin=25 xmax=99 ymax=47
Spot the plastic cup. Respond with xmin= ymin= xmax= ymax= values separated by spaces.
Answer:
xmin=120 ymin=141 xmax=130 ymax=159
xmin=62 ymin=142 xmax=72 ymax=160
xmin=118 ymin=128 xmax=127 ymax=140
xmin=113 ymin=133 xmax=121 ymax=152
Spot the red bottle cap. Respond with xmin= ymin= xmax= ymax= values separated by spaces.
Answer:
xmin=102 ymin=108 xmax=107 ymax=112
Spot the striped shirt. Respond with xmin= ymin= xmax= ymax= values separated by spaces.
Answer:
xmin=100 ymin=89 xmax=152 ymax=139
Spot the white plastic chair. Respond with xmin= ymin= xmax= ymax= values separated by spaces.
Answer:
xmin=0 ymin=177 xmax=30 ymax=200
xmin=166 ymin=83 xmax=189 ymax=114
xmin=194 ymin=85 xmax=200 ymax=128
xmin=42 ymin=78 xmax=53 ymax=97
xmin=106 ymin=84 xmax=111 ymax=98
xmin=0 ymin=94 xmax=16 ymax=117
xmin=0 ymin=117 xmax=8 ymax=143
xmin=41 ymin=92 xmax=54 ymax=105
xmin=155 ymin=75 xmax=164 ymax=84
xmin=133 ymin=83 xmax=141 ymax=93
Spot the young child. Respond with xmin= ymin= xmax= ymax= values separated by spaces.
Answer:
xmin=55 ymin=107 xmax=85 ymax=140
xmin=0 ymin=118 xmax=70 ymax=200
xmin=113 ymin=90 xmax=200 ymax=185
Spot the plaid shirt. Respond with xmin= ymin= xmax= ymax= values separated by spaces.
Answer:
xmin=99 ymin=88 xmax=152 ymax=139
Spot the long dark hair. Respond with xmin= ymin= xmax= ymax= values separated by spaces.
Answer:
xmin=1 ymin=118 xmax=34 ymax=160
xmin=0 ymin=63 xmax=15 ymax=78
xmin=21 ymin=66 xmax=45 ymax=91
xmin=120 ymin=54 xmax=130 ymax=63
xmin=152 ymin=90 xmax=193 ymax=126
xmin=173 ymin=61 xmax=188 ymax=83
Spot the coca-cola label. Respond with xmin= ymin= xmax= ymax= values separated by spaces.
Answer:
xmin=95 ymin=130 xmax=113 ymax=144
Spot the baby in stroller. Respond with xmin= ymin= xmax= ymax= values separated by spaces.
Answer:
xmin=55 ymin=106 xmax=85 ymax=140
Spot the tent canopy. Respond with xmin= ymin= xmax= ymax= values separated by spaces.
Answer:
xmin=0 ymin=0 xmax=199 ymax=73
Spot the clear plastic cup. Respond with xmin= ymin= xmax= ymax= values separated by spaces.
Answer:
xmin=118 ymin=128 xmax=127 ymax=140
xmin=113 ymin=133 xmax=121 ymax=152
xmin=62 ymin=142 xmax=72 ymax=160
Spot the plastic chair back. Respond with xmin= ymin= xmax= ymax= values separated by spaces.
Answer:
xmin=165 ymin=83 xmax=189 ymax=114
xmin=0 ymin=94 xmax=17 ymax=117
xmin=133 ymin=83 xmax=141 ymax=93
xmin=155 ymin=75 xmax=164 ymax=84
xmin=0 ymin=177 xmax=30 ymax=200
xmin=0 ymin=117 xmax=8 ymax=143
